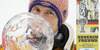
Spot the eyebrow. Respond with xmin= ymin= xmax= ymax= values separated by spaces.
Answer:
xmin=32 ymin=6 xmax=39 ymax=9
xmin=34 ymin=5 xmax=53 ymax=11
xmin=32 ymin=5 xmax=56 ymax=13
xmin=46 ymin=9 xmax=54 ymax=12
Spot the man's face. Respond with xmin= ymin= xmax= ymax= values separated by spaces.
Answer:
xmin=31 ymin=5 xmax=58 ymax=33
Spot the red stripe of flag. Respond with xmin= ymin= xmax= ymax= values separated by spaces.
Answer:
xmin=76 ymin=22 xmax=98 ymax=25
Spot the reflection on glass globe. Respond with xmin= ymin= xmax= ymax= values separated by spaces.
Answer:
xmin=2 ymin=13 xmax=54 ymax=50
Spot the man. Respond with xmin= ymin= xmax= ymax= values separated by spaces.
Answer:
xmin=29 ymin=0 xmax=73 ymax=50
xmin=0 ymin=0 xmax=74 ymax=50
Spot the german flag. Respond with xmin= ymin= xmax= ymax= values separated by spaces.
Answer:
xmin=76 ymin=20 xmax=99 ymax=27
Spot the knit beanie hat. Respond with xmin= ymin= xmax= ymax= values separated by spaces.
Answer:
xmin=29 ymin=0 xmax=68 ymax=28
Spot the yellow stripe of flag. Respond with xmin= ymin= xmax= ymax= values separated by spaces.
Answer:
xmin=77 ymin=25 xmax=99 ymax=27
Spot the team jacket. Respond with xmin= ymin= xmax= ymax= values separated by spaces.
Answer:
xmin=53 ymin=23 xmax=74 ymax=50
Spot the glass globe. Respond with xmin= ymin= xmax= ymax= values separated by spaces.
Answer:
xmin=2 ymin=13 xmax=54 ymax=50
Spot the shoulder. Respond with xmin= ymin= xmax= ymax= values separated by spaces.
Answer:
xmin=53 ymin=23 xmax=74 ymax=50
xmin=63 ymin=22 xmax=74 ymax=50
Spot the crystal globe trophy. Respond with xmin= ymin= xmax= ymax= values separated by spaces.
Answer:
xmin=2 ymin=13 xmax=54 ymax=50
xmin=78 ymin=18 xmax=88 ymax=33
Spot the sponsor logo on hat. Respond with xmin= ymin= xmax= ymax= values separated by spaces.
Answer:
xmin=41 ymin=2 xmax=50 ymax=6
xmin=35 ymin=0 xmax=41 ymax=1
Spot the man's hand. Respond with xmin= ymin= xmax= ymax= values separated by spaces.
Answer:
xmin=7 ymin=41 xmax=33 ymax=50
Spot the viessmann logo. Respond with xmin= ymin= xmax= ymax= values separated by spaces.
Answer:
xmin=41 ymin=2 xmax=50 ymax=6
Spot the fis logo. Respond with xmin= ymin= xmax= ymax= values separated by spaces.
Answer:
xmin=62 ymin=10 xmax=67 ymax=17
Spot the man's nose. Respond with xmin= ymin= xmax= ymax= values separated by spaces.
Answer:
xmin=38 ymin=12 xmax=45 ymax=18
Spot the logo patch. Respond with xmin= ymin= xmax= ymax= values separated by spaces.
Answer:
xmin=35 ymin=0 xmax=41 ymax=1
xmin=62 ymin=10 xmax=67 ymax=17
xmin=41 ymin=2 xmax=50 ymax=6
